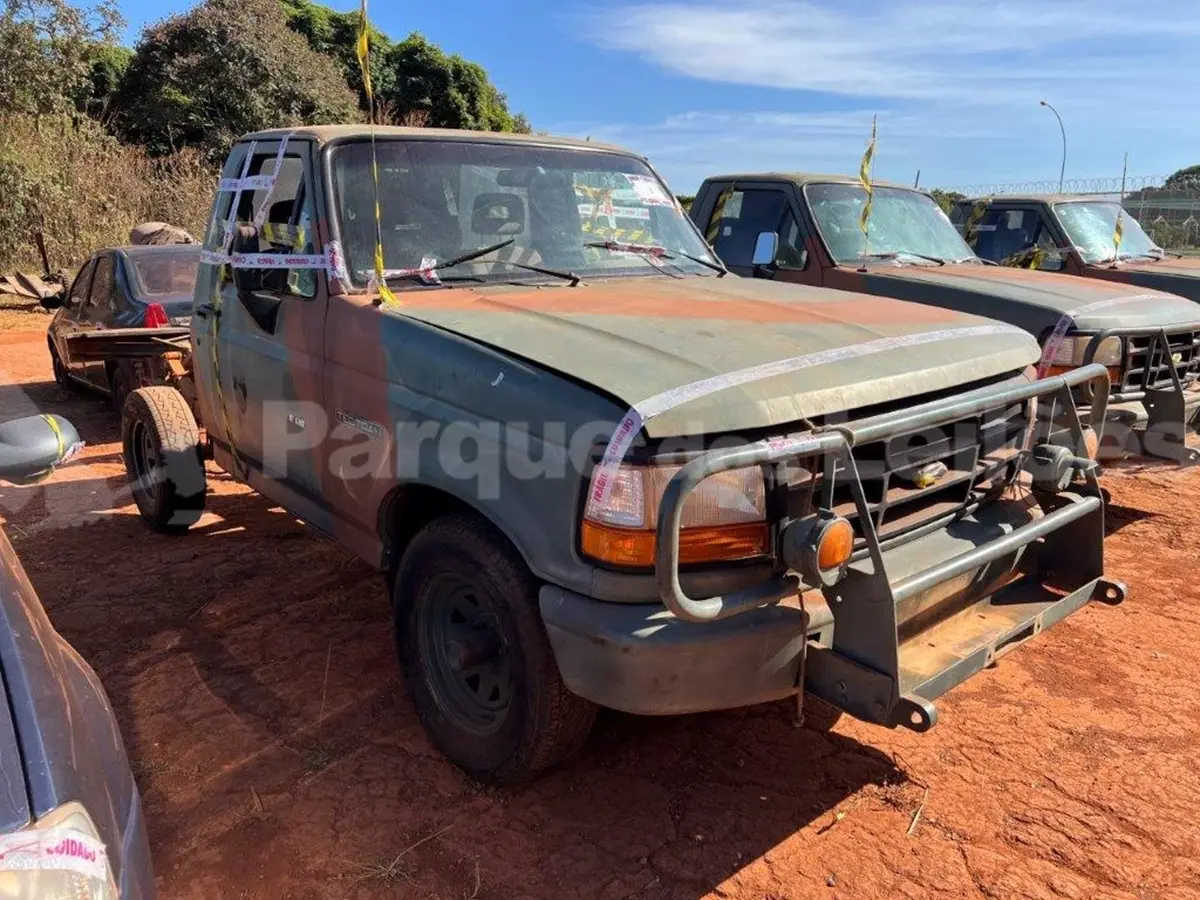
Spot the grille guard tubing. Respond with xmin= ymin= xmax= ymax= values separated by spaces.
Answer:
xmin=654 ymin=364 xmax=1111 ymax=624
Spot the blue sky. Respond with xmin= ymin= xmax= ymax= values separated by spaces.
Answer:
xmin=117 ymin=0 xmax=1200 ymax=194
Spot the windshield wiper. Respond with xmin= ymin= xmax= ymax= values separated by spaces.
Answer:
xmin=492 ymin=259 xmax=582 ymax=286
xmin=956 ymin=256 xmax=999 ymax=266
xmin=857 ymin=250 xmax=946 ymax=267
xmin=586 ymin=240 xmax=725 ymax=276
xmin=384 ymin=239 xmax=580 ymax=287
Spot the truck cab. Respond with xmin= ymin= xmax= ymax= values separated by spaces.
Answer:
xmin=690 ymin=174 xmax=1200 ymax=463
xmin=121 ymin=129 xmax=1124 ymax=783
xmin=951 ymin=194 xmax=1200 ymax=304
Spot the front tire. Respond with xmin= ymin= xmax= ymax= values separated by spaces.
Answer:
xmin=122 ymin=386 xmax=206 ymax=533
xmin=393 ymin=514 xmax=597 ymax=783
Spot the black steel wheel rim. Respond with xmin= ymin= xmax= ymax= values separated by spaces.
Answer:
xmin=415 ymin=573 xmax=513 ymax=736
xmin=130 ymin=420 xmax=162 ymax=506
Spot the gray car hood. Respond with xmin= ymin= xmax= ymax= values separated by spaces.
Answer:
xmin=870 ymin=264 xmax=1200 ymax=331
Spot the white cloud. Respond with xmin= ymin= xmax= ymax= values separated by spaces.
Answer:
xmin=579 ymin=0 xmax=1200 ymax=105
xmin=559 ymin=0 xmax=1200 ymax=191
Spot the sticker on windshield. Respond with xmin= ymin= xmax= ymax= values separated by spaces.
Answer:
xmin=577 ymin=204 xmax=651 ymax=220
xmin=625 ymin=174 xmax=673 ymax=207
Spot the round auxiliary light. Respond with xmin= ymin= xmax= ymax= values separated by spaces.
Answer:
xmin=783 ymin=512 xmax=855 ymax=588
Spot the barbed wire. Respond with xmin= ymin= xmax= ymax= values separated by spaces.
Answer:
xmin=947 ymin=175 xmax=1171 ymax=196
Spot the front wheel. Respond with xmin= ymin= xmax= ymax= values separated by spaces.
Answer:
xmin=122 ymin=386 xmax=206 ymax=533
xmin=393 ymin=514 xmax=597 ymax=783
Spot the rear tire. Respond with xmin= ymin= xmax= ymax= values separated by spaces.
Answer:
xmin=49 ymin=343 xmax=70 ymax=388
xmin=109 ymin=362 xmax=136 ymax=414
xmin=122 ymin=386 xmax=206 ymax=533
xmin=393 ymin=513 xmax=597 ymax=783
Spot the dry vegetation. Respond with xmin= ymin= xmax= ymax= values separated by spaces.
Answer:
xmin=0 ymin=114 xmax=217 ymax=272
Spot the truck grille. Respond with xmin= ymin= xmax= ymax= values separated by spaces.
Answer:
xmin=1120 ymin=330 xmax=1200 ymax=393
xmin=776 ymin=401 xmax=1029 ymax=547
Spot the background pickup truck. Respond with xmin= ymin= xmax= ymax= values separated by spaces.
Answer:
xmin=950 ymin=194 xmax=1200 ymax=304
xmin=116 ymin=126 xmax=1123 ymax=783
xmin=690 ymin=173 xmax=1200 ymax=463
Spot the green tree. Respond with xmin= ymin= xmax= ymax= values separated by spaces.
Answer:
xmin=380 ymin=33 xmax=524 ymax=132
xmin=928 ymin=188 xmax=966 ymax=214
xmin=77 ymin=42 xmax=131 ymax=119
xmin=111 ymin=0 xmax=359 ymax=159
xmin=0 ymin=0 xmax=122 ymax=117
xmin=280 ymin=0 xmax=529 ymax=132
xmin=1164 ymin=164 xmax=1200 ymax=189
xmin=279 ymin=0 xmax=393 ymax=107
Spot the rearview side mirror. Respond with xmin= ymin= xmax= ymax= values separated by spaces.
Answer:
xmin=752 ymin=231 xmax=780 ymax=267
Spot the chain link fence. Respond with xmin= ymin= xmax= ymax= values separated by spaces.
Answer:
xmin=946 ymin=175 xmax=1200 ymax=252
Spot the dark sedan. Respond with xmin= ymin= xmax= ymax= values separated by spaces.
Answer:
xmin=45 ymin=245 xmax=200 ymax=408
xmin=0 ymin=414 xmax=154 ymax=898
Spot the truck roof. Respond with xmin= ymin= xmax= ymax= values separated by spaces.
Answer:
xmin=703 ymin=172 xmax=918 ymax=192
xmin=960 ymin=194 xmax=1114 ymax=206
xmin=241 ymin=125 xmax=636 ymax=157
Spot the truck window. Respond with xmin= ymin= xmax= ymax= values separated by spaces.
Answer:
xmin=204 ymin=144 xmax=318 ymax=299
xmin=329 ymin=140 xmax=720 ymax=289
xmin=705 ymin=189 xmax=805 ymax=268
xmin=968 ymin=208 xmax=1062 ymax=268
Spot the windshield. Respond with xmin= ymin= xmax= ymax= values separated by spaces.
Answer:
xmin=128 ymin=249 xmax=200 ymax=297
xmin=1054 ymin=201 xmax=1159 ymax=264
xmin=805 ymin=183 xmax=977 ymax=264
xmin=330 ymin=140 xmax=718 ymax=287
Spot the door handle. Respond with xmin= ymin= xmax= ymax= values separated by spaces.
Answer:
xmin=194 ymin=302 xmax=219 ymax=320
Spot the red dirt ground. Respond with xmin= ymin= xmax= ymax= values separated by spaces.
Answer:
xmin=2 ymin=326 xmax=1198 ymax=900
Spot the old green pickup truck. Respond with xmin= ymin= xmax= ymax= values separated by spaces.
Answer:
xmin=950 ymin=193 xmax=1200 ymax=304
xmin=690 ymin=174 xmax=1200 ymax=463
xmin=114 ymin=127 xmax=1122 ymax=782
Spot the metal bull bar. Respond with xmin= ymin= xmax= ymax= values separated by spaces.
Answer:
xmin=654 ymin=364 xmax=1125 ymax=732
xmin=1082 ymin=326 xmax=1200 ymax=465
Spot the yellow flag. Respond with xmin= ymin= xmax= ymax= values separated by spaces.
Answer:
xmin=356 ymin=0 xmax=373 ymax=101
xmin=1113 ymin=209 xmax=1124 ymax=257
xmin=859 ymin=115 xmax=877 ymax=236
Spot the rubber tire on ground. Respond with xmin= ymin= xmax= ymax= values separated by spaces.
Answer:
xmin=49 ymin=344 xmax=70 ymax=388
xmin=393 ymin=513 xmax=597 ymax=784
xmin=109 ymin=362 xmax=136 ymax=414
xmin=121 ymin=386 xmax=206 ymax=534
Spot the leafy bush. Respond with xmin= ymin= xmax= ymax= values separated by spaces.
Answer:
xmin=111 ymin=0 xmax=360 ymax=159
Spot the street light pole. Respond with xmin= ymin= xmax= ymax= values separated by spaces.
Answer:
xmin=1039 ymin=100 xmax=1066 ymax=193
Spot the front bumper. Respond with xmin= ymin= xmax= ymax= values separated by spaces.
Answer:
xmin=542 ymin=496 xmax=1122 ymax=724
xmin=1089 ymin=382 xmax=1200 ymax=464
xmin=1082 ymin=328 xmax=1200 ymax=464
xmin=542 ymin=365 xmax=1125 ymax=731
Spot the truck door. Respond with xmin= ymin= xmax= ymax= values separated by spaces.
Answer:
xmin=694 ymin=182 xmax=820 ymax=285
xmin=193 ymin=138 xmax=328 ymax=506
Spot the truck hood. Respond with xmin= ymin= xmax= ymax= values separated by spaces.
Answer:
xmin=393 ymin=276 xmax=1039 ymax=438
xmin=862 ymin=263 xmax=1200 ymax=331
xmin=1083 ymin=257 xmax=1200 ymax=305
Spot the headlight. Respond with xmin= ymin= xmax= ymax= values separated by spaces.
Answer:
xmin=1046 ymin=335 xmax=1122 ymax=367
xmin=582 ymin=463 xmax=768 ymax=566
xmin=0 ymin=802 xmax=116 ymax=899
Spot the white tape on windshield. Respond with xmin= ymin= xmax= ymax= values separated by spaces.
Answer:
xmin=0 ymin=828 xmax=111 ymax=883
xmin=590 ymin=323 xmax=1025 ymax=505
xmin=201 ymin=244 xmax=346 ymax=276
xmin=1035 ymin=293 xmax=1159 ymax=378
xmin=220 ymin=139 xmax=258 ymax=250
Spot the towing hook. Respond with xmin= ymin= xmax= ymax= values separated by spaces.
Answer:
xmin=1093 ymin=578 xmax=1127 ymax=606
